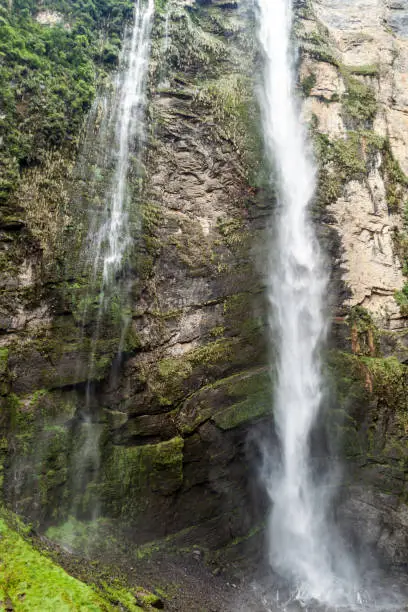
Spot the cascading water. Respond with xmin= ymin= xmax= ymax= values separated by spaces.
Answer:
xmin=158 ymin=3 xmax=171 ymax=87
xmin=256 ymin=0 xmax=359 ymax=606
xmin=92 ymin=0 xmax=154 ymax=295
xmin=69 ymin=0 xmax=154 ymax=519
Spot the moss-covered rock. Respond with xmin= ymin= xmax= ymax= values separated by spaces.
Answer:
xmin=102 ymin=437 xmax=184 ymax=522
xmin=0 ymin=0 xmax=268 ymax=557
xmin=340 ymin=71 xmax=377 ymax=127
xmin=328 ymin=350 xmax=408 ymax=462
xmin=176 ymin=367 xmax=271 ymax=433
xmin=0 ymin=516 xmax=119 ymax=611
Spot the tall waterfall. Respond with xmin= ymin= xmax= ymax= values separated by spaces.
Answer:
xmin=92 ymin=0 xmax=154 ymax=290
xmin=257 ymin=0 xmax=357 ymax=605
xmin=70 ymin=0 xmax=154 ymax=520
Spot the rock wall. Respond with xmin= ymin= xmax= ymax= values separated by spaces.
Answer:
xmin=0 ymin=0 xmax=271 ymax=553
xmin=2 ymin=0 xmax=408 ymax=569
xmin=300 ymin=0 xmax=408 ymax=564
xmin=300 ymin=0 xmax=408 ymax=329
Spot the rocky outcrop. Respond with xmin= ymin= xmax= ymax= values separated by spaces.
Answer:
xmin=0 ymin=0 xmax=269 ymax=554
xmin=3 ymin=0 xmax=408 ymax=575
xmin=300 ymin=0 xmax=408 ymax=329
xmin=300 ymin=0 xmax=408 ymax=565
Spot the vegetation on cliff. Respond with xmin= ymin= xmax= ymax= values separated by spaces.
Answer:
xmin=0 ymin=516 xmax=120 ymax=611
xmin=0 ymin=0 xmax=132 ymax=202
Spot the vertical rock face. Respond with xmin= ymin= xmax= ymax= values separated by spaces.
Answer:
xmin=298 ymin=0 xmax=408 ymax=564
xmin=0 ymin=0 xmax=270 ymax=552
xmin=2 ymin=0 xmax=408 ymax=567
xmin=300 ymin=0 xmax=408 ymax=328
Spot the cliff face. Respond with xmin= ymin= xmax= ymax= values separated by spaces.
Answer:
xmin=2 ymin=0 xmax=408 ymax=572
xmin=0 ymin=0 xmax=270 ymax=555
xmin=304 ymin=0 xmax=408 ymax=326
xmin=300 ymin=0 xmax=408 ymax=564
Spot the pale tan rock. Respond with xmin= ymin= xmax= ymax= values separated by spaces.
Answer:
xmin=387 ymin=107 xmax=408 ymax=174
xmin=328 ymin=179 xmax=403 ymax=321
xmin=303 ymin=98 xmax=345 ymax=137
xmin=35 ymin=10 xmax=70 ymax=29
xmin=305 ymin=0 xmax=408 ymax=326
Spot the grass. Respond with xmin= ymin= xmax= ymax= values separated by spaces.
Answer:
xmin=0 ymin=518 xmax=117 ymax=611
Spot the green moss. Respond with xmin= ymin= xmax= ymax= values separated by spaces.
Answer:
xmin=0 ymin=517 xmax=115 ymax=611
xmin=10 ymin=326 xmax=120 ymax=388
xmin=216 ymin=216 xmax=247 ymax=251
xmin=194 ymin=73 xmax=262 ymax=182
xmin=13 ymin=152 xmax=75 ymax=262
xmin=341 ymin=68 xmax=377 ymax=125
xmin=190 ymin=338 xmax=233 ymax=367
xmin=326 ymin=352 xmax=401 ymax=459
xmin=316 ymin=132 xmax=366 ymax=178
xmin=103 ymin=584 xmax=148 ymax=611
xmin=46 ymin=517 xmax=114 ymax=557
xmin=300 ymin=28 xmax=339 ymax=66
xmin=347 ymin=305 xmax=379 ymax=356
xmin=393 ymin=200 xmax=408 ymax=294
xmin=0 ymin=348 xmax=9 ymax=372
xmin=102 ymin=437 xmax=184 ymax=520
xmin=300 ymin=72 xmax=317 ymax=97
xmin=0 ymin=0 xmax=133 ymax=203
xmin=168 ymin=217 xmax=213 ymax=275
xmin=313 ymin=128 xmax=389 ymax=213
xmin=381 ymin=139 xmax=408 ymax=212
xmin=152 ymin=338 xmax=235 ymax=406
xmin=361 ymin=356 xmax=406 ymax=402
xmin=4 ymin=389 xmax=81 ymax=520
xmin=165 ymin=5 xmax=229 ymax=75
xmin=154 ymin=0 xmax=168 ymax=15
xmin=314 ymin=131 xmax=367 ymax=209
xmin=0 ymin=347 xmax=9 ymax=394
xmin=212 ymin=395 xmax=270 ymax=430
xmin=211 ymin=368 xmax=271 ymax=429
xmin=326 ymin=350 xmax=369 ymax=410
xmin=209 ymin=326 xmax=225 ymax=338
xmin=328 ymin=351 xmax=408 ymax=415
xmin=155 ymin=358 xmax=193 ymax=406
xmin=395 ymin=284 xmax=408 ymax=316
xmin=349 ymin=64 xmax=379 ymax=77
xmin=134 ymin=588 xmax=163 ymax=608
xmin=177 ymin=367 xmax=271 ymax=433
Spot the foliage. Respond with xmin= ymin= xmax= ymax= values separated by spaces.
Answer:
xmin=395 ymin=282 xmax=408 ymax=316
xmin=341 ymin=73 xmax=377 ymax=125
xmin=313 ymin=131 xmax=366 ymax=208
xmin=380 ymin=139 xmax=408 ymax=212
xmin=299 ymin=28 xmax=339 ymax=66
xmin=0 ymin=517 xmax=115 ymax=611
xmin=300 ymin=72 xmax=316 ymax=97
xmin=0 ymin=0 xmax=133 ymax=202
xmin=195 ymin=74 xmax=262 ymax=183
xmin=349 ymin=64 xmax=379 ymax=77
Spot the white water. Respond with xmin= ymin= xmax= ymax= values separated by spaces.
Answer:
xmin=159 ymin=4 xmax=171 ymax=87
xmin=256 ymin=0 xmax=359 ymax=606
xmin=164 ymin=7 xmax=171 ymax=57
xmin=67 ymin=0 xmax=154 ymax=520
xmin=93 ymin=0 xmax=154 ymax=287
xmin=82 ymin=0 xmax=154 ymax=376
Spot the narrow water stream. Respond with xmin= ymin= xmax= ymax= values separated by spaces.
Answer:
xmin=69 ymin=0 xmax=154 ymax=519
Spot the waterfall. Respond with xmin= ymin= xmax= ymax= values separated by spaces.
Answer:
xmin=69 ymin=0 xmax=154 ymax=520
xmin=92 ymin=0 xmax=154 ymax=290
xmin=159 ymin=4 xmax=171 ymax=87
xmin=256 ymin=0 xmax=358 ymax=605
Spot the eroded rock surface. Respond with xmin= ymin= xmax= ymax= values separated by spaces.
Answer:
xmin=301 ymin=0 xmax=408 ymax=327
xmin=0 ymin=0 xmax=269 ymax=553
